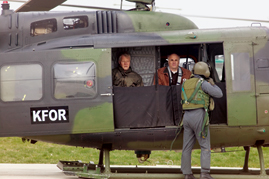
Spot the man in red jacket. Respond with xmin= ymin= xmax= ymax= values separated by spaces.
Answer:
xmin=156 ymin=53 xmax=191 ymax=86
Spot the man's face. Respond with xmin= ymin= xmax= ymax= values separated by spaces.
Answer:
xmin=168 ymin=54 xmax=179 ymax=71
xmin=120 ymin=55 xmax=131 ymax=71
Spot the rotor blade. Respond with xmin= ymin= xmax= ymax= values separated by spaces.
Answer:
xmin=8 ymin=0 xmax=269 ymax=23
xmin=9 ymin=0 xmax=121 ymax=12
xmin=183 ymin=14 xmax=269 ymax=23
xmin=7 ymin=0 xmax=26 ymax=3
xmin=15 ymin=0 xmax=67 ymax=12
xmin=59 ymin=4 xmax=120 ymax=11
xmin=114 ymin=4 xmax=182 ymax=11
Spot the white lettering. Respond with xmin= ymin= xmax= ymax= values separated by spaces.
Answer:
xmin=42 ymin=110 xmax=48 ymax=121
xmin=31 ymin=107 xmax=68 ymax=124
xmin=58 ymin=109 xmax=67 ymax=121
xmin=49 ymin=110 xmax=58 ymax=121
xmin=33 ymin=110 xmax=42 ymax=122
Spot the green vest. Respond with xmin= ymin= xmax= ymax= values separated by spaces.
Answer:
xmin=170 ymin=77 xmax=211 ymax=147
xmin=181 ymin=77 xmax=210 ymax=110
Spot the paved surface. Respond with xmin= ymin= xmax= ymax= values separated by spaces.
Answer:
xmin=0 ymin=164 xmax=77 ymax=179
xmin=0 ymin=164 xmax=268 ymax=179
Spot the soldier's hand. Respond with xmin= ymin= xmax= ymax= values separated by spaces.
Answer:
xmin=207 ymin=78 xmax=215 ymax=85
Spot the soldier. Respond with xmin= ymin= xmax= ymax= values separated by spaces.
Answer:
xmin=156 ymin=53 xmax=191 ymax=86
xmin=112 ymin=52 xmax=144 ymax=87
xmin=181 ymin=62 xmax=223 ymax=179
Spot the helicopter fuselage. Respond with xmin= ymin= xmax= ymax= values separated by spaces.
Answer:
xmin=1 ymin=9 xmax=269 ymax=152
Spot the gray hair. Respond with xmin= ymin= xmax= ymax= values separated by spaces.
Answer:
xmin=118 ymin=53 xmax=131 ymax=63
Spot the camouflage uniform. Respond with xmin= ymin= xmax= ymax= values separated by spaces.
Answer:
xmin=112 ymin=66 xmax=144 ymax=87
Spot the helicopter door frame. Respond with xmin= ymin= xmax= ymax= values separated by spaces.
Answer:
xmin=253 ymin=40 xmax=269 ymax=126
xmin=224 ymin=42 xmax=256 ymax=126
xmin=0 ymin=48 xmax=114 ymax=137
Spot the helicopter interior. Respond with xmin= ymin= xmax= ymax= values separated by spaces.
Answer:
xmin=112 ymin=43 xmax=227 ymax=129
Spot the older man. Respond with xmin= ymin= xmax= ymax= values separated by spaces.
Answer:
xmin=112 ymin=53 xmax=144 ymax=87
xmin=156 ymin=53 xmax=191 ymax=86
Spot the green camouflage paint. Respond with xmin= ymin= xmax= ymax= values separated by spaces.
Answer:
xmin=72 ymin=102 xmax=114 ymax=134
xmin=125 ymin=11 xmax=198 ymax=32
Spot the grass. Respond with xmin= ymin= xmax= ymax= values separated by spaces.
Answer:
xmin=0 ymin=137 xmax=269 ymax=169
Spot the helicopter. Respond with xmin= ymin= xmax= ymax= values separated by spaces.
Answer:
xmin=1 ymin=0 xmax=269 ymax=178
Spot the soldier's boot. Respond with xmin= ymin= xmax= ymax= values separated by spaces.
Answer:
xmin=184 ymin=174 xmax=197 ymax=179
xmin=200 ymin=172 xmax=215 ymax=179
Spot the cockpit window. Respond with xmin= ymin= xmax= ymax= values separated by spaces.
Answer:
xmin=63 ymin=16 xmax=88 ymax=30
xmin=30 ymin=19 xmax=57 ymax=37
xmin=53 ymin=62 xmax=97 ymax=99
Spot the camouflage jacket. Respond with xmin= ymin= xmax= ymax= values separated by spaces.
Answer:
xmin=112 ymin=66 xmax=144 ymax=87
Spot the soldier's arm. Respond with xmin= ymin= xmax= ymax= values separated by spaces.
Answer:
xmin=201 ymin=81 xmax=223 ymax=98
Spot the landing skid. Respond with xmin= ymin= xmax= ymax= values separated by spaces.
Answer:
xmin=57 ymin=145 xmax=269 ymax=179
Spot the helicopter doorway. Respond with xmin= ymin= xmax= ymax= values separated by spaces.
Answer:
xmin=112 ymin=47 xmax=179 ymax=128
xmin=112 ymin=43 xmax=228 ymax=129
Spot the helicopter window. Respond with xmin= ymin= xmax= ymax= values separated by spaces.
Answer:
xmin=30 ymin=19 xmax=57 ymax=37
xmin=1 ymin=64 xmax=42 ymax=102
xmin=63 ymin=16 xmax=88 ymax=30
xmin=180 ymin=58 xmax=195 ymax=71
xmin=53 ymin=62 xmax=97 ymax=99
xmin=231 ymin=53 xmax=251 ymax=91
xmin=215 ymin=55 xmax=224 ymax=81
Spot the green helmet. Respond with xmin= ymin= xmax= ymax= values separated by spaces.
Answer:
xmin=193 ymin=62 xmax=210 ymax=78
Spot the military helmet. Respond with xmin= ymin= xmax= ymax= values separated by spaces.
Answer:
xmin=193 ymin=62 xmax=210 ymax=78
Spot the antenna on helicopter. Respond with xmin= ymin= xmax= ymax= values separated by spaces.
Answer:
xmin=1 ymin=1 xmax=13 ymax=15
xmin=126 ymin=0 xmax=155 ymax=11
xmin=120 ymin=0 xmax=123 ymax=10
xmin=2 ymin=1 xmax=9 ymax=9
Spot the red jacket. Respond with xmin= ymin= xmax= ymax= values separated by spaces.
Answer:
xmin=155 ymin=67 xmax=192 ymax=86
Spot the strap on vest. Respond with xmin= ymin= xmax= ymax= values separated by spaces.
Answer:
xmin=182 ymin=78 xmax=209 ymax=138
xmin=182 ymin=79 xmax=203 ymax=104
xmin=199 ymin=109 xmax=209 ymax=138
xmin=170 ymin=119 xmax=183 ymax=151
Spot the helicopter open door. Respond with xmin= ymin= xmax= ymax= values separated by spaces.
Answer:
xmin=224 ymin=42 xmax=256 ymax=126
xmin=0 ymin=48 xmax=114 ymax=137
xmin=253 ymin=41 xmax=269 ymax=125
xmin=112 ymin=46 xmax=183 ymax=128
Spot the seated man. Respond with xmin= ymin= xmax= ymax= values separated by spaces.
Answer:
xmin=112 ymin=53 xmax=144 ymax=87
xmin=156 ymin=53 xmax=191 ymax=86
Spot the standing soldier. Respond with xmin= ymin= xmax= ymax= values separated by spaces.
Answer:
xmin=181 ymin=62 xmax=223 ymax=179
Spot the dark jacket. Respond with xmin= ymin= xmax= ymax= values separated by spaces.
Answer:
xmin=155 ymin=66 xmax=192 ymax=86
xmin=112 ymin=66 xmax=144 ymax=87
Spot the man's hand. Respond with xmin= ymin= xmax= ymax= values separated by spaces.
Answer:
xmin=207 ymin=78 xmax=215 ymax=85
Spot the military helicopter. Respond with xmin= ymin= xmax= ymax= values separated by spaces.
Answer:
xmin=1 ymin=0 xmax=269 ymax=178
